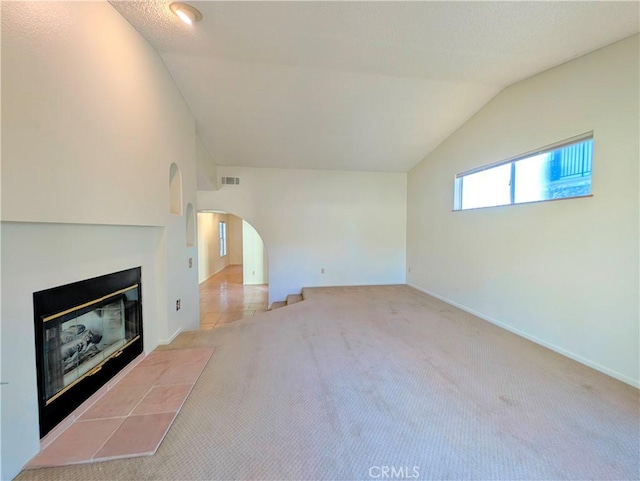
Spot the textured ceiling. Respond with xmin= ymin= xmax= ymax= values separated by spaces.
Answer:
xmin=111 ymin=1 xmax=639 ymax=173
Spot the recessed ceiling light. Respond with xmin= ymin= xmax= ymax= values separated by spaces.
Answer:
xmin=170 ymin=3 xmax=202 ymax=25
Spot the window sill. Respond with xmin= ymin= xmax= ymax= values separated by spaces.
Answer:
xmin=452 ymin=193 xmax=594 ymax=212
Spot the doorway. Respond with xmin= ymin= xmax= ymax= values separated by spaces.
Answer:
xmin=196 ymin=212 xmax=269 ymax=329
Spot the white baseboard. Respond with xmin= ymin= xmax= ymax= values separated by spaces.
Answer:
xmin=407 ymin=282 xmax=639 ymax=388
xmin=158 ymin=327 xmax=182 ymax=345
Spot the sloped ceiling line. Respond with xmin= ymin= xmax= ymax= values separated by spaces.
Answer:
xmin=111 ymin=1 xmax=639 ymax=173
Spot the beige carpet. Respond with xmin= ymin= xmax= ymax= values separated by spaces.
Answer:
xmin=16 ymin=285 xmax=639 ymax=480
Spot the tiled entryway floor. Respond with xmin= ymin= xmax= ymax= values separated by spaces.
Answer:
xmin=26 ymin=348 xmax=214 ymax=469
xmin=199 ymin=265 xmax=268 ymax=329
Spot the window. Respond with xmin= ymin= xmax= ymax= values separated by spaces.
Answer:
xmin=454 ymin=134 xmax=593 ymax=211
xmin=219 ymin=221 xmax=227 ymax=257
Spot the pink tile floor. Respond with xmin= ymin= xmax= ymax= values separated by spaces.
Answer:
xmin=26 ymin=347 xmax=214 ymax=469
xmin=199 ymin=265 xmax=269 ymax=329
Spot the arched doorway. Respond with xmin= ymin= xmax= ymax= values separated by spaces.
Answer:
xmin=196 ymin=210 xmax=269 ymax=329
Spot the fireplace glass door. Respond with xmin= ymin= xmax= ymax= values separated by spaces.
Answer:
xmin=34 ymin=267 xmax=143 ymax=437
xmin=42 ymin=286 xmax=140 ymax=405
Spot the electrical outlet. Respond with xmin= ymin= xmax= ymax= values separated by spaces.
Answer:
xmin=321 ymin=268 xmax=325 ymax=274
xmin=252 ymin=270 xmax=255 ymax=275
xmin=188 ymin=257 xmax=193 ymax=268
xmin=408 ymin=267 xmax=411 ymax=273
xmin=176 ymin=299 xmax=181 ymax=311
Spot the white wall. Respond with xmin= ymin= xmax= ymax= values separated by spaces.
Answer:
xmin=196 ymin=133 xmax=218 ymax=191
xmin=165 ymin=210 xmax=200 ymax=342
xmin=1 ymin=3 xmax=200 ymax=478
xmin=407 ymin=35 xmax=639 ymax=387
xmin=197 ymin=212 xmax=230 ymax=283
xmin=1 ymin=223 xmax=164 ymax=477
xmin=242 ymin=220 xmax=268 ymax=285
xmin=2 ymin=3 xmax=193 ymax=227
xmin=198 ymin=167 xmax=407 ymax=303
xmin=228 ymin=214 xmax=244 ymax=265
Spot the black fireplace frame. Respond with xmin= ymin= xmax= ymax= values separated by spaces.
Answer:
xmin=33 ymin=267 xmax=144 ymax=438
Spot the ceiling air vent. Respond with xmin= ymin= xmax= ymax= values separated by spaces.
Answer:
xmin=221 ymin=177 xmax=240 ymax=185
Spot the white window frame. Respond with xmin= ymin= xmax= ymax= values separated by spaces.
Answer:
xmin=453 ymin=132 xmax=594 ymax=211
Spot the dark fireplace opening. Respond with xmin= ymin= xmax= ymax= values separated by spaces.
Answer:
xmin=34 ymin=267 xmax=143 ymax=438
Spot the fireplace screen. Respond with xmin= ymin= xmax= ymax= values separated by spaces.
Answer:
xmin=43 ymin=287 xmax=139 ymax=404
xmin=34 ymin=267 xmax=143 ymax=437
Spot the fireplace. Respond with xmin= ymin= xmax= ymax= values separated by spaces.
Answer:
xmin=33 ymin=268 xmax=143 ymax=437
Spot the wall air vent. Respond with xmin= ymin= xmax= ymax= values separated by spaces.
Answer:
xmin=221 ymin=177 xmax=240 ymax=185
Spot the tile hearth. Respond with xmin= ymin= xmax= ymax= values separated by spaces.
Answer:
xmin=26 ymin=347 xmax=214 ymax=469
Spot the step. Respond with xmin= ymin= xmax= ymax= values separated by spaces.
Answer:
xmin=286 ymin=294 xmax=303 ymax=306
xmin=270 ymin=301 xmax=286 ymax=310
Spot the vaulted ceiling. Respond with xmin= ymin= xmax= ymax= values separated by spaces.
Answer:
xmin=111 ymin=1 xmax=639 ymax=173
